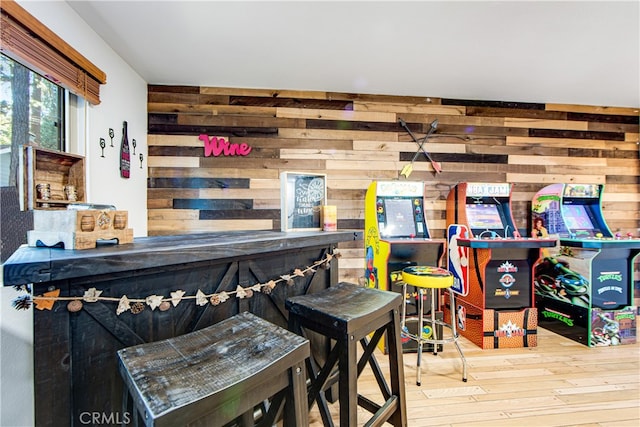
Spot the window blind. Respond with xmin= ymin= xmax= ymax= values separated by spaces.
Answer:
xmin=0 ymin=0 xmax=106 ymax=104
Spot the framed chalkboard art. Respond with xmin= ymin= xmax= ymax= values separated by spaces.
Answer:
xmin=280 ymin=172 xmax=327 ymax=231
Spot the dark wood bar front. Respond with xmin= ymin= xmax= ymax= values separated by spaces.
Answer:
xmin=3 ymin=230 xmax=361 ymax=426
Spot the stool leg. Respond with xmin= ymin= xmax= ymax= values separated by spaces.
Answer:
xmin=431 ymin=288 xmax=438 ymax=356
xmin=339 ymin=335 xmax=358 ymax=427
xmin=400 ymin=283 xmax=408 ymax=337
xmin=416 ymin=288 xmax=424 ymax=386
xmin=449 ymin=289 xmax=468 ymax=382
xmin=284 ymin=361 xmax=309 ymax=427
xmin=288 ymin=313 xmax=334 ymax=425
xmin=386 ymin=306 xmax=408 ymax=427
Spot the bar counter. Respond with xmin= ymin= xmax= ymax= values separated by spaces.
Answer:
xmin=3 ymin=230 xmax=362 ymax=426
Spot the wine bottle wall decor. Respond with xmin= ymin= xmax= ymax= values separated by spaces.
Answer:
xmin=120 ymin=121 xmax=130 ymax=179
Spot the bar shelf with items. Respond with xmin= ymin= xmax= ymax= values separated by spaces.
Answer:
xmin=22 ymin=145 xmax=85 ymax=210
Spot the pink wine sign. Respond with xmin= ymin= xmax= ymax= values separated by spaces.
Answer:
xmin=199 ymin=134 xmax=252 ymax=157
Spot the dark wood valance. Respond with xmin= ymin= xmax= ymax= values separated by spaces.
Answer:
xmin=0 ymin=0 xmax=106 ymax=104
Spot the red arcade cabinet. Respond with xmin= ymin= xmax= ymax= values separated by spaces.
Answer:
xmin=364 ymin=180 xmax=445 ymax=352
xmin=446 ymin=182 xmax=556 ymax=349
xmin=532 ymin=183 xmax=639 ymax=347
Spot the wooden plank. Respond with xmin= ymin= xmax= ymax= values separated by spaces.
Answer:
xmin=325 ymin=159 xmax=405 ymax=172
xmin=147 ymin=209 xmax=200 ymax=221
xmin=148 ymin=188 xmax=199 ymax=199
xmin=249 ymin=179 xmax=280 ymax=190
xmin=588 ymin=121 xmax=640 ymax=133
xmin=401 ymin=113 xmax=505 ymax=127
xmin=198 ymin=157 xmax=326 ymax=170
xmin=149 ymin=219 xmax=274 ymax=232
xmin=279 ymin=128 xmax=397 ymax=141
xmin=240 ymin=137 xmax=354 ymax=150
xmin=354 ymin=101 xmax=465 ymax=115
xmin=147 ymin=92 xmax=229 ymax=105
xmin=147 ymin=102 xmax=277 ymax=117
xmin=148 ymin=134 xmax=204 ymax=147
xmin=546 ymin=103 xmax=640 ymax=116
xmin=321 ymin=169 xmax=397 ymax=181
xmin=353 ymin=140 xmax=467 ymax=154
xmin=200 ymin=86 xmax=330 ymax=100
xmin=276 ymin=107 xmax=395 ymax=122
xmin=149 ymin=167 xmax=279 ymax=180
xmin=198 ymin=188 xmax=281 ymax=199
xmin=602 ymin=192 xmax=640 ymax=202
xmin=509 ymin=155 xmax=607 ymax=167
xmin=148 ymin=156 xmax=199 ymax=168
xmin=176 ymin=113 xmax=304 ymax=128
xmin=466 ymin=106 xmax=565 ymax=120
xmin=506 ymin=172 xmax=606 ymax=184
xmin=147 ymin=198 xmax=172 ymax=209
xmin=504 ymin=117 xmax=589 ymax=131
xmin=507 ymin=136 xmax=611 ymax=149
xmin=329 ymin=92 xmax=443 ymax=105
xmin=625 ymin=132 xmax=639 ymax=141
xmin=280 ymin=148 xmax=398 ymax=161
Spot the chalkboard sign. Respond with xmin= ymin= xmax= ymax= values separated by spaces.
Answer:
xmin=280 ymin=172 xmax=326 ymax=231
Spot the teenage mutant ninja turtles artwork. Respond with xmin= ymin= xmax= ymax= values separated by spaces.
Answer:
xmin=534 ymin=256 xmax=590 ymax=307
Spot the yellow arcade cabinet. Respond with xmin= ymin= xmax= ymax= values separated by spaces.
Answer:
xmin=364 ymin=180 xmax=445 ymax=352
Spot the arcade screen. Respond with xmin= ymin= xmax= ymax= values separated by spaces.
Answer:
xmin=563 ymin=204 xmax=595 ymax=231
xmin=465 ymin=204 xmax=504 ymax=229
xmin=383 ymin=198 xmax=417 ymax=237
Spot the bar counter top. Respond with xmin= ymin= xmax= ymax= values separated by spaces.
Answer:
xmin=3 ymin=229 xmax=362 ymax=286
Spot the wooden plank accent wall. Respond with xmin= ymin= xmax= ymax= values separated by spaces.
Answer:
xmin=147 ymin=85 xmax=640 ymax=283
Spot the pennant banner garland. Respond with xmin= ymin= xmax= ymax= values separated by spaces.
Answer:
xmin=13 ymin=251 xmax=339 ymax=315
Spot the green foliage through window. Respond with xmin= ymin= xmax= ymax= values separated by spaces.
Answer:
xmin=1 ymin=54 xmax=64 ymax=186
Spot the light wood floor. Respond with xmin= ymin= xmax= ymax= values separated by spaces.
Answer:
xmin=307 ymin=324 xmax=640 ymax=427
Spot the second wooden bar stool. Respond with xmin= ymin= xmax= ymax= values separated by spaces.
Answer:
xmin=286 ymin=281 xmax=407 ymax=427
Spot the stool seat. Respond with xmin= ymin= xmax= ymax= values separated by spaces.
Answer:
xmin=286 ymin=282 xmax=407 ymax=427
xmin=117 ymin=311 xmax=310 ymax=427
xmin=401 ymin=266 xmax=454 ymax=289
xmin=399 ymin=266 xmax=467 ymax=386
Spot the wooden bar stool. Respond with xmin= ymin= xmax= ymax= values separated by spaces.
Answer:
xmin=286 ymin=282 xmax=407 ymax=427
xmin=400 ymin=266 xmax=468 ymax=386
xmin=117 ymin=311 xmax=310 ymax=427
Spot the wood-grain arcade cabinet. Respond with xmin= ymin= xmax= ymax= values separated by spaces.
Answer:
xmin=364 ymin=180 xmax=445 ymax=352
xmin=531 ymin=183 xmax=639 ymax=346
xmin=446 ymin=182 xmax=556 ymax=349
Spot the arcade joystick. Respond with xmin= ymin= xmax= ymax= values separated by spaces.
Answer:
xmin=627 ymin=232 xmax=634 ymax=239
xmin=595 ymin=232 xmax=603 ymax=239
xmin=615 ymin=232 xmax=622 ymax=239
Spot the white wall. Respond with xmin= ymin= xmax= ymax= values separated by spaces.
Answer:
xmin=1 ymin=1 xmax=148 ymax=425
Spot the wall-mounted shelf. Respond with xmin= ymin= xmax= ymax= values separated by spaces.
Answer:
xmin=23 ymin=145 xmax=85 ymax=210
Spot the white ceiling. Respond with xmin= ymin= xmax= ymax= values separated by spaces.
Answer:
xmin=67 ymin=0 xmax=640 ymax=108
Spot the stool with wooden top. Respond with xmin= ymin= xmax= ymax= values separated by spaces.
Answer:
xmin=400 ymin=266 xmax=467 ymax=386
xmin=286 ymin=282 xmax=407 ymax=427
xmin=117 ymin=311 xmax=310 ymax=427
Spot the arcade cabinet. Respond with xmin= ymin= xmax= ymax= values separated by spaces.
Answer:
xmin=364 ymin=180 xmax=445 ymax=352
xmin=446 ymin=182 xmax=556 ymax=349
xmin=531 ymin=183 xmax=639 ymax=346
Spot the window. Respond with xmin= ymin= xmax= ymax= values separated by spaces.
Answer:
xmin=1 ymin=54 xmax=64 ymax=186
